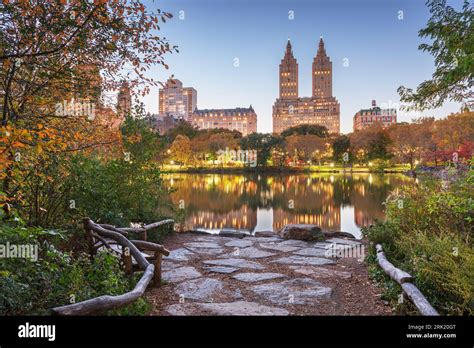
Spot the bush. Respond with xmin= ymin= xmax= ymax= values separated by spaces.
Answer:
xmin=67 ymin=156 xmax=172 ymax=225
xmin=363 ymin=168 xmax=474 ymax=315
xmin=0 ymin=224 xmax=150 ymax=315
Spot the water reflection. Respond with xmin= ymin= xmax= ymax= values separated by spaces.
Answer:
xmin=163 ymin=173 xmax=412 ymax=238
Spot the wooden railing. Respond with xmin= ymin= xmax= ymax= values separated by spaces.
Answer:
xmin=51 ymin=217 xmax=173 ymax=315
xmin=375 ymin=244 xmax=439 ymax=316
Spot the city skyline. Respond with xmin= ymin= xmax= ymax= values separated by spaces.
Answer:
xmin=140 ymin=0 xmax=463 ymax=134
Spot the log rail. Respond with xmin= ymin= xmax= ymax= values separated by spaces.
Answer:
xmin=375 ymin=244 xmax=439 ymax=316
xmin=51 ymin=217 xmax=173 ymax=315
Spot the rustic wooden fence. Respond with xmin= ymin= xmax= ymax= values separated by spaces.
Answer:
xmin=375 ymin=244 xmax=439 ymax=316
xmin=51 ymin=217 xmax=173 ymax=315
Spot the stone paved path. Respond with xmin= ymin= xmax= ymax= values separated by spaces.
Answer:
xmin=146 ymin=232 xmax=392 ymax=316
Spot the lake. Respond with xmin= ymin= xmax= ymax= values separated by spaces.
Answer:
xmin=162 ymin=173 xmax=413 ymax=239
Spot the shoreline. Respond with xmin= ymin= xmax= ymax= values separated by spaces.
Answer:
xmin=160 ymin=167 xmax=409 ymax=174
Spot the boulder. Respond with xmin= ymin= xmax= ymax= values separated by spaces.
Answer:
xmin=219 ymin=229 xmax=248 ymax=239
xmin=322 ymin=231 xmax=356 ymax=239
xmin=254 ymin=231 xmax=278 ymax=238
xmin=277 ymin=224 xmax=324 ymax=241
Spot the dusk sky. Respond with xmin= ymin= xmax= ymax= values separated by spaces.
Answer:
xmin=141 ymin=0 xmax=463 ymax=134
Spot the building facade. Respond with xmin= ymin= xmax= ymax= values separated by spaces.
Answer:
xmin=273 ymin=38 xmax=340 ymax=134
xmin=353 ymin=100 xmax=397 ymax=131
xmin=190 ymin=106 xmax=257 ymax=136
xmin=116 ymin=81 xmax=132 ymax=118
xmin=158 ymin=77 xmax=197 ymax=120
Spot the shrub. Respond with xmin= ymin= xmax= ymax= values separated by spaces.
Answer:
xmin=0 ymin=224 xmax=150 ymax=315
xmin=364 ymin=168 xmax=474 ymax=315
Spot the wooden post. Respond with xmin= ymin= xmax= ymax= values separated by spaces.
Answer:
xmin=84 ymin=218 xmax=95 ymax=258
xmin=153 ymin=252 xmax=162 ymax=287
xmin=122 ymin=247 xmax=133 ymax=274
xmin=375 ymin=244 xmax=439 ymax=316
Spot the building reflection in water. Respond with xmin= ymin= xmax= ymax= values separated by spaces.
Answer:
xmin=162 ymin=173 xmax=412 ymax=237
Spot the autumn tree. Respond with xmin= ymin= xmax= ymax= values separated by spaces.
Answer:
xmin=388 ymin=123 xmax=424 ymax=171
xmin=1 ymin=0 xmax=177 ymax=214
xmin=169 ymin=134 xmax=192 ymax=166
xmin=432 ymin=111 xmax=474 ymax=154
xmin=284 ymin=134 xmax=326 ymax=163
xmin=350 ymin=125 xmax=392 ymax=163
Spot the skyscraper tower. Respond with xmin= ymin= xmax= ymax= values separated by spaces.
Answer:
xmin=117 ymin=81 xmax=132 ymax=118
xmin=279 ymin=39 xmax=298 ymax=99
xmin=312 ymin=37 xmax=332 ymax=98
xmin=272 ymin=37 xmax=340 ymax=134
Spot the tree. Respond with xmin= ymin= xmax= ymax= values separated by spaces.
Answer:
xmin=1 ymin=0 xmax=177 ymax=206
xmin=168 ymin=135 xmax=192 ymax=166
xmin=121 ymin=104 xmax=163 ymax=163
xmin=165 ymin=120 xmax=199 ymax=142
xmin=332 ymin=135 xmax=351 ymax=164
xmin=388 ymin=124 xmax=423 ymax=171
xmin=240 ymin=133 xmax=283 ymax=168
xmin=284 ymin=134 xmax=326 ymax=163
xmin=432 ymin=110 xmax=474 ymax=152
xmin=281 ymin=124 xmax=329 ymax=138
xmin=350 ymin=125 xmax=392 ymax=163
xmin=398 ymin=0 xmax=473 ymax=110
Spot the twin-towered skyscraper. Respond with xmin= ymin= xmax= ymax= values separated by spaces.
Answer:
xmin=273 ymin=38 xmax=340 ymax=134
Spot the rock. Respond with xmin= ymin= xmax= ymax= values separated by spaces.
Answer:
xmin=246 ymin=236 xmax=282 ymax=243
xmin=203 ymin=266 xmax=240 ymax=274
xmin=254 ymin=231 xmax=278 ymax=238
xmin=220 ymin=247 xmax=275 ymax=259
xmin=184 ymin=242 xmax=222 ymax=249
xmin=167 ymin=301 xmax=289 ymax=316
xmin=165 ymin=248 xmax=196 ymax=262
xmin=277 ymin=224 xmax=325 ymax=242
xmin=187 ymin=229 xmax=212 ymax=235
xmin=233 ymin=272 xmax=287 ymax=282
xmin=271 ymin=255 xmax=335 ymax=266
xmin=174 ymin=277 xmax=224 ymax=302
xmin=162 ymin=260 xmax=183 ymax=271
xmin=225 ymin=240 xmax=254 ymax=248
xmin=163 ymin=266 xmax=202 ymax=283
xmin=279 ymin=239 xmax=312 ymax=247
xmin=289 ymin=266 xmax=352 ymax=279
xmin=166 ymin=304 xmax=194 ymax=316
xmin=203 ymin=258 xmax=265 ymax=270
xmin=313 ymin=242 xmax=333 ymax=249
xmin=250 ymin=278 xmax=332 ymax=305
xmin=200 ymin=301 xmax=289 ymax=315
xmin=293 ymin=247 xmax=328 ymax=257
xmin=232 ymin=288 xmax=244 ymax=299
xmin=186 ymin=247 xmax=225 ymax=255
xmin=196 ymin=236 xmax=219 ymax=242
xmin=219 ymin=229 xmax=248 ymax=239
xmin=323 ymin=231 xmax=356 ymax=239
xmin=259 ymin=242 xmax=300 ymax=253
xmin=326 ymin=238 xmax=362 ymax=246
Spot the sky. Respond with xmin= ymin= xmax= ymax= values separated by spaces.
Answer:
xmin=140 ymin=0 xmax=464 ymax=134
